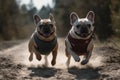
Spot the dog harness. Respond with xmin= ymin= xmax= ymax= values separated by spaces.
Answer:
xmin=34 ymin=32 xmax=57 ymax=55
xmin=68 ymin=34 xmax=92 ymax=54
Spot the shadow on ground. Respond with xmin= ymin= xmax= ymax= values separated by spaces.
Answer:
xmin=68 ymin=66 xmax=101 ymax=80
xmin=28 ymin=66 xmax=57 ymax=78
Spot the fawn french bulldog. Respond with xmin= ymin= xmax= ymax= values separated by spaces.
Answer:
xmin=28 ymin=14 xmax=58 ymax=66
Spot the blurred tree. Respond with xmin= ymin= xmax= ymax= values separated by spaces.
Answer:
xmin=0 ymin=0 xmax=20 ymax=40
xmin=28 ymin=0 xmax=37 ymax=21
xmin=38 ymin=5 xmax=52 ymax=18
xmin=28 ymin=0 xmax=34 ymax=10
xmin=21 ymin=4 xmax=28 ymax=13
xmin=53 ymin=0 xmax=75 ymax=37
xmin=92 ymin=0 xmax=114 ymax=40
xmin=0 ymin=0 xmax=36 ymax=40
xmin=28 ymin=7 xmax=37 ymax=21
xmin=53 ymin=0 xmax=114 ymax=41
xmin=0 ymin=0 xmax=119 ymax=41
xmin=110 ymin=0 xmax=120 ymax=37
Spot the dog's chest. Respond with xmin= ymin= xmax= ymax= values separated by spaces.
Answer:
xmin=34 ymin=33 xmax=57 ymax=55
xmin=68 ymin=34 xmax=92 ymax=54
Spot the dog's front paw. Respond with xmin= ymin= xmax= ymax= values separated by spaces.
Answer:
xmin=74 ymin=57 xmax=80 ymax=62
xmin=81 ymin=60 xmax=88 ymax=65
xmin=36 ymin=54 xmax=41 ymax=61
xmin=51 ymin=60 xmax=56 ymax=66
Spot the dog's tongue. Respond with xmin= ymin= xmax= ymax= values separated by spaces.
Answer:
xmin=81 ymin=33 xmax=88 ymax=37
xmin=43 ymin=33 xmax=50 ymax=38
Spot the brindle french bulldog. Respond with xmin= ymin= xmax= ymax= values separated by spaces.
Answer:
xmin=28 ymin=14 xmax=58 ymax=66
xmin=65 ymin=11 xmax=95 ymax=68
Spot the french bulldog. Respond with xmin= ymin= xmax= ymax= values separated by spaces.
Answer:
xmin=65 ymin=11 xmax=95 ymax=68
xmin=28 ymin=14 xmax=58 ymax=66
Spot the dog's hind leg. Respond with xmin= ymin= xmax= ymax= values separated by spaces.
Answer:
xmin=66 ymin=48 xmax=71 ymax=68
xmin=28 ymin=43 xmax=33 ymax=61
xmin=44 ymin=55 xmax=49 ymax=67
xmin=28 ymin=39 xmax=34 ymax=61
xmin=51 ymin=43 xmax=58 ymax=66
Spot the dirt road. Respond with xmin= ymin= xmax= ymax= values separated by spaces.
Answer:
xmin=0 ymin=38 xmax=120 ymax=80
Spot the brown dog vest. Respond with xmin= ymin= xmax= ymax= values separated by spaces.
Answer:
xmin=68 ymin=34 xmax=92 ymax=54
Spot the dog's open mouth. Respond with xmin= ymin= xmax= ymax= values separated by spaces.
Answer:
xmin=38 ymin=31 xmax=54 ymax=38
xmin=75 ymin=32 xmax=89 ymax=38
xmin=80 ymin=33 xmax=89 ymax=37
xmin=43 ymin=33 xmax=51 ymax=38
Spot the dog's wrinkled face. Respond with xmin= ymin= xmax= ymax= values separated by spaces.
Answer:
xmin=33 ymin=14 xmax=55 ymax=38
xmin=70 ymin=11 xmax=95 ymax=38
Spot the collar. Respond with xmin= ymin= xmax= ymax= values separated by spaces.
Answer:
xmin=34 ymin=32 xmax=56 ymax=44
xmin=70 ymin=30 xmax=93 ymax=40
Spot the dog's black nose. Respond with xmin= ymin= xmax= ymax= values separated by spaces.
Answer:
xmin=81 ymin=27 xmax=88 ymax=33
xmin=43 ymin=27 xmax=51 ymax=34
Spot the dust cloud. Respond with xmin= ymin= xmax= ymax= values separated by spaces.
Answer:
xmin=2 ymin=38 xmax=104 ymax=69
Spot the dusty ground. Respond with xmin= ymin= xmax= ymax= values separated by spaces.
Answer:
xmin=0 ymin=38 xmax=120 ymax=80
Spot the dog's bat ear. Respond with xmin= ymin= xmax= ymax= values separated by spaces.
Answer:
xmin=86 ymin=11 xmax=95 ymax=23
xmin=33 ymin=14 xmax=41 ymax=25
xmin=49 ymin=13 xmax=55 ymax=23
xmin=70 ymin=12 xmax=78 ymax=25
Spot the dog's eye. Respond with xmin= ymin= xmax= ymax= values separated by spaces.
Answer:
xmin=76 ymin=25 xmax=81 ymax=28
xmin=87 ymin=24 xmax=91 ymax=28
